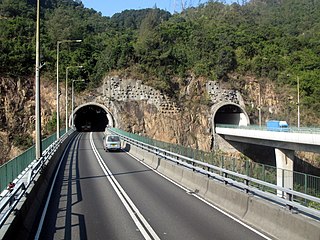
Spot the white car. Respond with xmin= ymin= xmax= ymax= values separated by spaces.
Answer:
xmin=104 ymin=135 xmax=121 ymax=151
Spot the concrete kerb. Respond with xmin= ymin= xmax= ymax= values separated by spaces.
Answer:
xmin=124 ymin=139 xmax=320 ymax=240
xmin=2 ymin=132 xmax=77 ymax=240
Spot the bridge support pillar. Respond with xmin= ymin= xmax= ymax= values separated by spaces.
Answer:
xmin=275 ymin=148 xmax=294 ymax=198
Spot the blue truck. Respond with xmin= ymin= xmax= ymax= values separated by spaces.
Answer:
xmin=266 ymin=120 xmax=289 ymax=132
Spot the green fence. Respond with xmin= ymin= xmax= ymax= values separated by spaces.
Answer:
xmin=0 ymin=129 xmax=66 ymax=192
xmin=111 ymin=128 xmax=320 ymax=198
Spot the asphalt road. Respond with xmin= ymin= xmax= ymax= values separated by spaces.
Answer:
xmin=38 ymin=132 xmax=270 ymax=240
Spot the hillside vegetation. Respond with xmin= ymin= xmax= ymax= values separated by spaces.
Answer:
xmin=0 ymin=0 xmax=319 ymax=145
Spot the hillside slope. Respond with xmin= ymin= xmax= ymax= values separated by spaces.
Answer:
xmin=0 ymin=0 xmax=319 ymax=165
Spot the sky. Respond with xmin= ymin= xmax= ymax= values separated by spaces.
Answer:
xmin=81 ymin=0 xmax=235 ymax=17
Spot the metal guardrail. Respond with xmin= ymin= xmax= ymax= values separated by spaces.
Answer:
xmin=0 ymin=131 xmax=70 ymax=229
xmin=0 ymin=129 xmax=66 ymax=192
xmin=110 ymin=128 xmax=320 ymax=198
xmin=109 ymin=128 xmax=320 ymax=219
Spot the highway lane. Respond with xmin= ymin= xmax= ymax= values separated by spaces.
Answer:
xmin=37 ymin=132 xmax=270 ymax=240
xmin=38 ymin=133 xmax=143 ymax=240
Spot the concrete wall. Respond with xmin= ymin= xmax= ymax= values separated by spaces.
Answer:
xmin=124 ymin=140 xmax=320 ymax=240
xmin=2 ymin=132 xmax=77 ymax=240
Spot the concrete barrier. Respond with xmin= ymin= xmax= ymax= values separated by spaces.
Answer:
xmin=244 ymin=196 xmax=320 ymax=240
xmin=124 ymin=140 xmax=320 ymax=240
xmin=2 ymin=132 xmax=77 ymax=240
xmin=180 ymin=168 xmax=209 ymax=196
xmin=162 ymin=162 xmax=184 ymax=184
xmin=204 ymin=179 xmax=249 ymax=218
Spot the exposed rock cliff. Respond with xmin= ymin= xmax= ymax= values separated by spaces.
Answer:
xmin=0 ymin=77 xmax=34 ymax=163
xmin=0 ymin=77 xmax=58 ymax=163
xmin=1 ymin=74 xmax=319 ymax=172
xmin=97 ymin=75 xmax=216 ymax=151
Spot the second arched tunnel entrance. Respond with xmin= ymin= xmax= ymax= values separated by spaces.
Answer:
xmin=212 ymin=103 xmax=250 ymax=127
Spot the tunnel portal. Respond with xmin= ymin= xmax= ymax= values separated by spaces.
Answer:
xmin=212 ymin=102 xmax=250 ymax=128
xmin=72 ymin=103 xmax=114 ymax=132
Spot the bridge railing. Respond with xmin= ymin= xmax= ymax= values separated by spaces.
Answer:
xmin=216 ymin=123 xmax=320 ymax=134
xmin=109 ymin=128 xmax=320 ymax=218
xmin=0 ymin=130 xmax=71 ymax=229
xmin=0 ymin=129 xmax=66 ymax=193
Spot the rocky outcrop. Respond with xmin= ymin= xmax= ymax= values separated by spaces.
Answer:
xmin=0 ymin=77 xmax=34 ymax=163
xmin=97 ymin=75 xmax=245 ymax=152
xmin=1 ymin=74 xmax=319 ymax=170
xmin=0 ymin=77 xmax=57 ymax=164
xmin=107 ymin=100 xmax=213 ymax=151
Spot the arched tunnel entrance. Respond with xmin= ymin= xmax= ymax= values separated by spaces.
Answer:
xmin=71 ymin=103 xmax=115 ymax=132
xmin=212 ymin=102 xmax=250 ymax=128
xmin=212 ymin=102 xmax=251 ymax=158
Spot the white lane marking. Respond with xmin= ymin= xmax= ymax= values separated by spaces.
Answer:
xmin=90 ymin=133 xmax=160 ymax=240
xmin=35 ymin=133 xmax=82 ymax=240
xmin=125 ymin=151 xmax=273 ymax=240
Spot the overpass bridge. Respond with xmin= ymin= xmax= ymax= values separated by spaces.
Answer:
xmin=215 ymin=124 xmax=320 ymax=153
xmin=216 ymin=124 xmax=320 ymax=194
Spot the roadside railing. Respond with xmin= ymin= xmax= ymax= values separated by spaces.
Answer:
xmin=109 ymin=128 xmax=320 ymax=219
xmin=0 ymin=130 xmax=70 ymax=229
xmin=110 ymin=128 xmax=320 ymax=199
xmin=0 ymin=129 xmax=66 ymax=192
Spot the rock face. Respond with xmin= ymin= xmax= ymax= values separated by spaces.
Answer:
xmin=0 ymin=77 xmax=34 ymax=163
xmin=97 ymin=75 xmax=245 ymax=152
xmin=0 ymin=77 xmax=58 ymax=164
xmin=1 ymin=74 xmax=319 ymax=171
xmin=106 ymin=100 xmax=213 ymax=151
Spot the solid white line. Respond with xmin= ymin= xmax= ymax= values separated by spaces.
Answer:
xmin=35 ymin=133 xmax=81 ymax=240
xmin=125 ymin=151 xmax=273 ymax=240
xmin=89 ymin=133 xmax=160 ymax=240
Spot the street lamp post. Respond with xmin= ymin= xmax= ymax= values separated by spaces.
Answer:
xmin=297 ymin=76 xmax=300 ymax=128
xmin=35 ymin=0 xmax=41 ymax=159
xmin=250 ymin=81 xmax=262 ymax=127
xmin=56 ymin=39 xmax=82 ymax=139
xmin=71 ymin=79 xmax=85 ymax=128
xmin=66 ymin=66 xmax=83 ymax=133
xmin=258 ymin=83 xmax=262 ymax=127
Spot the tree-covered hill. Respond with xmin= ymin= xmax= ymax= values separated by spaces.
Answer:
xmin=0 ymin=0 xmax=319 ymax=123
xmin=110 ymin=8 xmax=171 ymax=30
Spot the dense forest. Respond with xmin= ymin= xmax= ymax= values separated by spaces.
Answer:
xmin=0 ymin=0 xmax=319 ymax=124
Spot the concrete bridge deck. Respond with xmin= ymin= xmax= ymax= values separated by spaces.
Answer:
xmin=216 ymin=125 xmax=320 ymax=153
